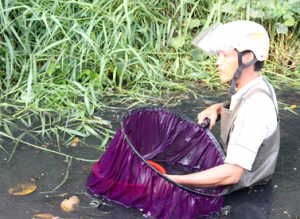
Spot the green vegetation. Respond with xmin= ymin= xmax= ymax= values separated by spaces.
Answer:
xmin=1 ymin=0 xmax=300 ymax=156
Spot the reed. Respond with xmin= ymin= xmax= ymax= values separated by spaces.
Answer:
xmin=0 ymin=0 xmax=299 ymax=156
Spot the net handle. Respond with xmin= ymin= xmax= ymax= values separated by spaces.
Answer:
xmin=199 ymin=115 xmax=221 ymax=128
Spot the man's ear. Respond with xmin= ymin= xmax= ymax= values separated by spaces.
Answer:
xmin=242 ymin=51 xmax=255 ymax=64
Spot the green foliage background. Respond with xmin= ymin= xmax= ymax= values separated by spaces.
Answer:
xmin=0 ymin=0 xmax=299 ymax=147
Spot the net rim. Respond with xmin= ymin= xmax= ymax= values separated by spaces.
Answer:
xmin=120 ymin=106 xmax=230 ymax=197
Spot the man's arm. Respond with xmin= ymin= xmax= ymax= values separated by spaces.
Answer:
xmin=169 ymin=103 xmax=243 ymax=187
xmin=197 ymin=103 xmax=222 ymax=129
xmin=165 ymin=163 xmax=244 ymax=187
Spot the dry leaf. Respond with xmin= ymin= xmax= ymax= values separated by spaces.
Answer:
xmin=8 ymin=181 xmax=37 ymax=195
xmin=92 ymin=115 xmax=102 ymax=120
xmin=33 ymin=214 xmax=55 ymax=218
xmin=291 ymin=105 xmax=297 ymax=110
xmin=71 ymin=137 xmax=79 ymax=147
xmin=291 ymin=82 xmax=298 ymax=85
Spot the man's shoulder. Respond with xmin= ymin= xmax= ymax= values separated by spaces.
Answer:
xmin=239 ymin=88 xmax=278 ymax=123
xmin=244 ymin=79 xmax=278 ymax=109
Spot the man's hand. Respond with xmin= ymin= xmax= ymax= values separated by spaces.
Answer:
xmin=197 ymin=103 xmax=222 ymax=129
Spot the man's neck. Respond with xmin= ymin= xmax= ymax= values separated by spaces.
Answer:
xmin=236 ymin=68 xmax=260 ymax=91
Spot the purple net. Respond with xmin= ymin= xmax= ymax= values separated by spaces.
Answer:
xmin=87 ymin=107 xmax=229 ymax=218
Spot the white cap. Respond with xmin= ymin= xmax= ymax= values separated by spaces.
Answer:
xmin=191 ymin=20 xmax=269 ymax=61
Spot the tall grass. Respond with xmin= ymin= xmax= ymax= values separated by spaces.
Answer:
xmin=0 ymin=0 xmax=212 ymax=92
xmin=0 ymin=0 xmax=213 ymax=149
xmin=0 ymin=0 xmax=299 ymax=155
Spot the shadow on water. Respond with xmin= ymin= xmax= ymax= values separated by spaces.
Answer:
xmin=0 ymin=88 xmax=300 ymax=219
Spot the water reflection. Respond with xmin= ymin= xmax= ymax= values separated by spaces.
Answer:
xmin=0 ymin=88 xmax=299 ymax=219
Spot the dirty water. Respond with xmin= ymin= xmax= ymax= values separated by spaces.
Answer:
xmin=0 ymin=88 xmax=300 ymax=219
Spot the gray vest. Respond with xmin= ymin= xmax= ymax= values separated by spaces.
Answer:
xmin=220 ymin=81 xmax=280 ymax=193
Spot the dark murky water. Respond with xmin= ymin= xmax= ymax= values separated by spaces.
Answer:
xmin=1 ymin=88 xmax=300 ymax=219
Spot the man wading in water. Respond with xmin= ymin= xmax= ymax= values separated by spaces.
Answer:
xmin=166 ymin=20 xmax=280 ymax=193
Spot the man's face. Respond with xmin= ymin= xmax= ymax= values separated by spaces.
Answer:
xmin=217 ymin=49 xmax=238 ymax=83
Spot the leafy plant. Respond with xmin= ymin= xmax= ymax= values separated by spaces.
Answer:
xmin=0 ymin=0 xmax=299 ymax=155
xmin=220 ymin=0 xmax=300 ymax=34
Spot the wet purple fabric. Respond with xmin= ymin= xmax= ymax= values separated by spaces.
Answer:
xmin=87 ymin=107 xmax=229 ymax=219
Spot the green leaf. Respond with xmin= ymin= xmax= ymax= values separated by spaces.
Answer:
xmin=200 ymin=19 xmax=206 ymax=26
xmin=187 ymin=72 xmax=210 ymax=78
xmin=262 ymin=0 xmax=276 ymax=9
xmin=221 ymin=3 xmax=239 ymax=14
xmin=82 ymin=69 xmax=91 ymax=76
xmin=57 ymin=126 xmax=89 ymax=137
xmin=76 ymin=69 xmax=91 ymax=80
xmin=188 ymin=19 xmax=201 ymax=29
xmin=99 ymin=133 xmax=110 ymax=150
xmin=90 ymin=73 xmax=99 ymax=81
xmin=84 ymin=125 xmax=99 ymax=137
xmin=71 ymin=81 xmax=85 ymax=92
xmin=134 ymin=72 xmax=144 ymax=82
xmin=236 ymin=0 xmax=248 ymax=8
xmin=36 ymin=39 xmax=68 ymax=55
xmin=289 ymin=0 xmax=298 ymax=4
xmin=283 ymin=10 xmax=293 ymax=20
xmin=47 ymin=63 xmax=60 ymax=76
xmin=290 ymin=7 xmax=300 ymax=14
xmin=285 ymin=17 xmax=296 ymax=27
xmin=275 ymin=23 xmax=288 ymax=34
xmin=250 ymin=8 xmax=264 ymax=18
xmin=170 ymin=36 xmax=185 ymax=49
